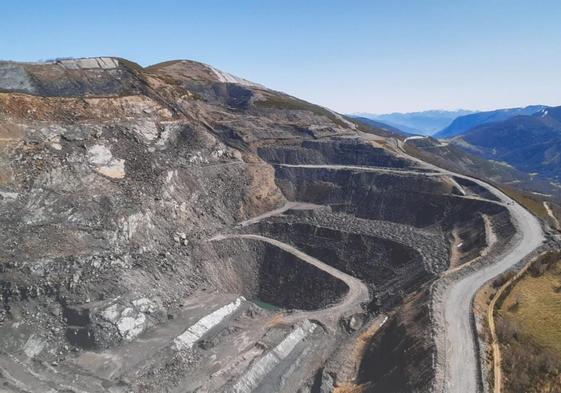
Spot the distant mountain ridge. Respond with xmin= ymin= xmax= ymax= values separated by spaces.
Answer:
xmin=435 ymin=105 xmax=547 ymax=138
xmin=451 ymin=106 xmax=561 ymax=181
xmin=353 ymin=109 xmax=474 ymax=135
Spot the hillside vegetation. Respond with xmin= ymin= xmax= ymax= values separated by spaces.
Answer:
xmin=496 ymin=251 xmax=561 ymax=393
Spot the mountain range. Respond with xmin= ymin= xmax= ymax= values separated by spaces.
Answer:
xmin=349 ymin=116 xmax=409 ymax=136
xmin=352 ymin=109 xmax=474 ymax=135
xmin=449 ymin=107 xmax=561 ymax=181
xmin=355 ymin=105 xmax=561 ymax=185
xmin=435 ymin=105 xmax=547 ymax=138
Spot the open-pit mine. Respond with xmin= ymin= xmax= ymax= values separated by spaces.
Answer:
xmin=0 ymin=58 xmax=549 ymax=392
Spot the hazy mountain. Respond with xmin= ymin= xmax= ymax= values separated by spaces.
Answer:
xmin=350 ymin=116 xmax=409 ymax=136
xmin=354 ymin=109 xmax=474 ymax=135
xmin=451 ymin=107 xmax=561 ymax=180
xmin=435 ymin=105 xmax=547 ymax=138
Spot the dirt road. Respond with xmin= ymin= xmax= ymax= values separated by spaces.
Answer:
xmin=275 ymin=152 xmax=545 ymax=392
xmin=237 ymin=201 xmax=321 ymax=227
xmin=209 ymin=234 xmax=370 ymax=330
xmin=396 ymin=138 xmax=545 ymax=392
xmin=437 ymin=174 xmax=543 ymax=393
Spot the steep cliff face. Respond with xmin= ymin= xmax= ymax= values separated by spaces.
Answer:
xmin=0 ymin=58 xmax=514 ymax=393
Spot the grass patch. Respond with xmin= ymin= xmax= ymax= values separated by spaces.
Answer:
xmin=403 ymin=141 xmax=561 ymax=217
xmin=499 ymin=252 xmax=561 ymax=352
xmin=500 ymin=185 xmax=549 ymax=220
xmin=254 ymin=94 xmax=348 ymax=128
xmin=117 ymin=58 xmax=145 ymax=74
xmin=496 ymin=251 xmax=561 ymax=392
xmin=144 ymin=60 xmax=184 ymax=71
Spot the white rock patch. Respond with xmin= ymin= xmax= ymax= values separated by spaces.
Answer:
xmin=87 ymin=144 xmax=113 ymax=165
xmin=59 ymin=57 xmax=119 ymax=70
xmin=23 ymin=335 xmax=45 ymax=358
xmin=101 ymin=304 xmax=121 ymax=322
xmin=132 ymin=297 xmax=158 ymax=314
xmin=87 ymin=144 xmax=126 ymax=179
xmin=116 ymin=308 xmax=147 ymax=340
xmin=208 ymin=65 xmax=263 ymax=88
xmin=187 ymin=148 xmax=227 ymax=164
xmin=96 ymin=160 xmax=125 ymax=178
xmin=0 ymin=191 xmax=19 ymax=200
xmin=100 ymin=297 xmax=159 ymax=341
xmin=131 ymin=121 xmax=159 ymax=142
xmin=187 ymin=151 xmax=207 ymax=164
xmin=174 ymin=297 xmax=245 ymax=351
xmin=230 ymin=320 xmax=317 ymax=393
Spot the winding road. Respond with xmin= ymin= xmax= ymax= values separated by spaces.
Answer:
xmin=218 ymin=136 xmax=544 ymax=392
xmin=209 ymin=234 xmax=370 ymax=330
xmin=396 ymin=137 xmax=545 ymax=393
xmin=274 ymin=142 xmax=545 ymax=392
xmin=436 ymin=173 xmax=544 ymax=393
xmin=276 ymin=163 xmax=506 ymax=207
xmin=237 ymin=201 xmax=321 ymax=227
xmin=275 ymin=163 xmax=440 ymax=176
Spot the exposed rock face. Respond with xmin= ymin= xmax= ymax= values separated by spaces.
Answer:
xmin=258 ymin=139 xmax=414 ymax=168
xmin=198 ymin=238 xmax=348 ymax=310
xmin=0 ymin=57 xmax=516 ymax=392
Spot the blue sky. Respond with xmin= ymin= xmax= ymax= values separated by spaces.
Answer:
xmin=2 ymin=0 xmax=561 ymax=113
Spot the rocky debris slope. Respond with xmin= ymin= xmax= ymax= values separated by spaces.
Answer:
xmin=246 ymin=211 xmax=443 ymax=309
xmin=0 ymin=57 xmax=519 ymax=392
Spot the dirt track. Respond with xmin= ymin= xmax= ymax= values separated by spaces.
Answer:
xmin=397 ymin=139 xmax=545 ymax=393
xmin=437 ymin=178 xmax=543 ymax=393
xmin=209 ymin=233 xmax=370 ymax=330
xmin=274 ymin=150 xmax=545 ymax=392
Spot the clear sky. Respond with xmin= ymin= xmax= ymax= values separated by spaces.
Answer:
xmin=2 ymin=0 xmax=561 ymax=113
